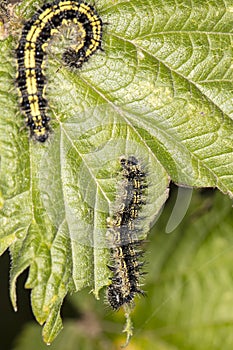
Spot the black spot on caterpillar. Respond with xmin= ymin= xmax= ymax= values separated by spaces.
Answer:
xmin=106 ymin=156 xmax=147 ymax=310
xmin=16 ymin=0 xmax=103 ymax=142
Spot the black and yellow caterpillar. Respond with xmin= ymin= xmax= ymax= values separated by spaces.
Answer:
xmin=16 ymin=0 xmax=103 ymax=142
xmin=107 ymin=156 xmax=147 ymax=310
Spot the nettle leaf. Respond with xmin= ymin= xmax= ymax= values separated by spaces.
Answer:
xmin=0 ymin=0 xmax=232 ymax=343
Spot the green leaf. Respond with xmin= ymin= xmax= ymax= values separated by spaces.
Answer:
xmin=0 ymin=0 xmax=233 ymax=343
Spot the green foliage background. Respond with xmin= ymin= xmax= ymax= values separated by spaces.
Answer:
xmin=0 ymin=0 xmax=233 ymax=348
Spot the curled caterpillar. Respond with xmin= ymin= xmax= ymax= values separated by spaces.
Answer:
xmin=16 ymin=0 xmax=103 ymax=142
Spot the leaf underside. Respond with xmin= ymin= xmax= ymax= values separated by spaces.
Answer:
xmin=0 ymin=0 xmax=232 ymax=343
